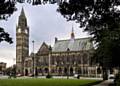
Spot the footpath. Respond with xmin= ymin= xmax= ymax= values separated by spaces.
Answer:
xmin=93 ymin=80 xmax=114 ymax=86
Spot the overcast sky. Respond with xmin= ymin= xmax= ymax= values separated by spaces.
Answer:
xmin=0 ymin=3 xmax=89 ymax=67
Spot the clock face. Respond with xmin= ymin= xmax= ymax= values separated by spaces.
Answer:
xmin=25 ymin=29 xmax=28 ymax=34
xmin=18 ymin=28 xmax=21 ymax=33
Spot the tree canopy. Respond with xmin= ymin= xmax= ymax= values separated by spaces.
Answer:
xmin=0 ymin=0 xmax=16 ymax=44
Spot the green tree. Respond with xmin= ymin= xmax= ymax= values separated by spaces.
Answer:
xmin=0 ymin=0 xmax=16 ymax=43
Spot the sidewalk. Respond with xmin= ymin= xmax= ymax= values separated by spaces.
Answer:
xmin=93 ymin=80 xmax=114 ymax=86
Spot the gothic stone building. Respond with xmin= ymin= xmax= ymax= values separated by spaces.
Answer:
xmin=16 ymin=8 xmax=97 ymax=76
xmin=24 ymin=32 xmax=96 ymax=76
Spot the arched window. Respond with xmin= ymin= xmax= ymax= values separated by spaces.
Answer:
xmin=64 ymin=68 xmax=67 ymax=74
xmin=44 ymin=68 xmax=48 ymax=73
xmin=58 ymin=67 xmax=62 ymax=74
xmin=83 ymin=53 xmax=88 ymax=64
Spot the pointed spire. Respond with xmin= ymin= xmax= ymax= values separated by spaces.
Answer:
xmin=18 ymin=7 xmax=27 ymax=27
xmin=20 ymin=7 xmax=26 ymax=18
xmin=71 ymin=24 xmax=75 ymax=39
xmin=72 ymin=25 xmax=74 ymax=33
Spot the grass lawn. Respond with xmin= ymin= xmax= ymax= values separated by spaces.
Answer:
xmin=0 ymin=78 xmax=102 ymax=86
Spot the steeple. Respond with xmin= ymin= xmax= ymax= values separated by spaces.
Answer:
xmin=18 ymin=7 xmax=27 ymax=27
xmin=20 ymin=7 xmax=26 ymax=18
xmin=71 ymin=25 xmax=75 ymax=39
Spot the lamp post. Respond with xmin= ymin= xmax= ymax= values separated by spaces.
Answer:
xmin=32 ymin=40 xmax=35 ymax=77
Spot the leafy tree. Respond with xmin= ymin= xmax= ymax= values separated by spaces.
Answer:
xmin=0 ymin=0 xmax=16 ymax=43
xmin=0 ymin=27 xmax=13 ymax=43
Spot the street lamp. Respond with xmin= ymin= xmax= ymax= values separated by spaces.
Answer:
xmin=32 ymin=40 xmax=35 ymax=77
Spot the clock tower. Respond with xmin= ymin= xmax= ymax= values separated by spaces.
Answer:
xmin=16 ymin=8 xmax=29 ymax=75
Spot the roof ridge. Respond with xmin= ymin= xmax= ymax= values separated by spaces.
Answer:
xmin=56 ymin=37 xmax=91 ymax=42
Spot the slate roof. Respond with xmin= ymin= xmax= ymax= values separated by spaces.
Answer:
xmin=52 ymin=37 xmax=93 ymax=52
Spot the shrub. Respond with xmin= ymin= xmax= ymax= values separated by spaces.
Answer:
xmin=77 ymin=75 xmax=80 ymax=79
xmin=46 ymin=74 xmax=52 ymax=78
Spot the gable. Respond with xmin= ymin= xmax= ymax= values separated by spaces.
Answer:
xmin=36 ymin=42 xmax=49 ymax=55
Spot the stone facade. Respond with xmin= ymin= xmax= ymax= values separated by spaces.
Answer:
xmin=24 ymin=35 xmax=97 ymax=76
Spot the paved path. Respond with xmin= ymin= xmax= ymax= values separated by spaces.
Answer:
xmin=93 ymin=80 xmax=114 ymax=86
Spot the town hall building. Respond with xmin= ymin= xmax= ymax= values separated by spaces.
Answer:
xmin=16 ymin=8 xmax=98 ymax=77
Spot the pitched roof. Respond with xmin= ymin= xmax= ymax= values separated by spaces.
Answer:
xmin=52 ymin=37 xmax=93 ymax=52
xmin=36 ymin=42 xmax=49 ymax=55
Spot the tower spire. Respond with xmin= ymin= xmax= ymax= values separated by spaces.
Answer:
xmin=71 ymin=25 xmax=75 ymax=39
xmin=18 ymin=7 xmax=27 ymax=27
xmin=20 ymin=7 xmax=25 ymax=17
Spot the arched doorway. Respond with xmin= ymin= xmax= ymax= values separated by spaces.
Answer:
xmin=78 ymin=67 xmax=81 ymax=74
xmin=64 ymin=68 xmax=67 ymax=75
xmin=44 ymin=68 xmax=48 ymax=73
xmin=70 ymin=67 xmax=73 ymax=75
xmin=58 ymin=67 xmax=62 ymax=75
xmin=38 ymin=68 xmax=42 ymax=73
xmin=25 ymin=69 xmax=28 ymax=76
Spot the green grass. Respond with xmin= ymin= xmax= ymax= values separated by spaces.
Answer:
xmin=0 ymin=78 xmax=102 ymax=86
